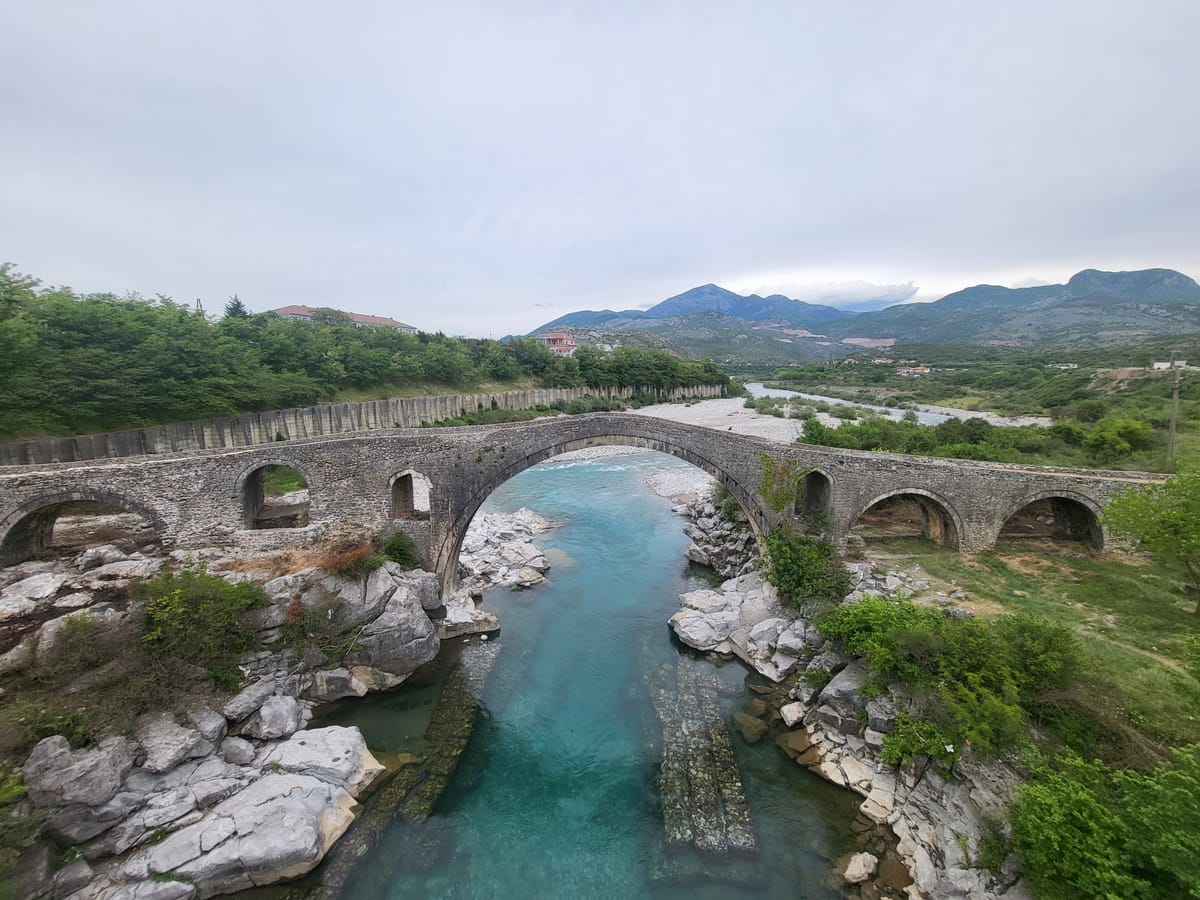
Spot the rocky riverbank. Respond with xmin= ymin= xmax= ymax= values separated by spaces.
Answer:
xmin=673 ymin=497 xmax=1033 ymax=900
xmin=0 ymin=505 xmax=557 ymax=900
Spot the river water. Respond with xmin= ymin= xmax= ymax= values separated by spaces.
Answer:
xmin=318 ymin=451 xmax=860 ymax=899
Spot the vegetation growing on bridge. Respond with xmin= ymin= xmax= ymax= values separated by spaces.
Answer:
xmin=0 ymin=263 xmax=729 ymax=439
xmin=761 ymin=527 xmax=851 ymax=608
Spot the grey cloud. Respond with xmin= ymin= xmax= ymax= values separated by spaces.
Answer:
xmin=1 ymin=1 xmax=1198 ymax=337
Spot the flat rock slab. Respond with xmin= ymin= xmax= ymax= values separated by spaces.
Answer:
xmin=645 ymin=654 xmax=757 ymax=856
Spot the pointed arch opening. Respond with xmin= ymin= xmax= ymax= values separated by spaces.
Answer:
xmin=998 ymin=495 xmax=1102 ymax=549
xmin=795 ymin=470 xmax=832 ymax=531
xmin=392 ymin=470 xmax=432 ymax=520
xmin=241 ymin=464 xmax=310 ymax=529
xmin=850 ymin=490 xmax=961 ymax=548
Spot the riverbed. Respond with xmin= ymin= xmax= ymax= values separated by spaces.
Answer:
xmin=316 ymin=451 xmax=861 ymax=899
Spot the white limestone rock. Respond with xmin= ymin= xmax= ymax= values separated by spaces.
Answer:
xmin=780 ymin=702 xmax=806 ymax=728
xmin=136 ymin=714 xmax=206 ymax=775
xmin=78 ymin=544 xmax=128 ymax=571
xmin=258 ymin=727 xmax=384 ymax=798
xmin=221 ymin=677 xmax=277 ymax=722
xmin=220 ymin=738 xmax=256 ymax=767
xmin=23 ymin=735 xmax=136 ymax=809
xmin=124 ymin=773 xmax=357 ymax=896
xmin=302 ymin=668 xmax=368 ymax=703
xmin=842 ymin=851 xmax=878 ymax=884
xmin=240 ymin=695 xmax=303 ymax=740
xmin=345 ymin=583 xmax=439 ymax=676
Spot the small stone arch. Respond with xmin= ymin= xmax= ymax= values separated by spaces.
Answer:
xmin=391 ymin=470 xmax=432 ymax=520
xmin=433 ymin=435 xmax=765 ymax=595
xmin=795 ymin=468 xmax=833 ymax=531
xmin=0 ymin=489 xmax=168 ymax=566
xmin=848 ymin=488 xmax=963 ymax=548
xmin=996 ymin=491 xmax=1103 ymax=549
xmin=234 ymin=459 xmax=313 ymax=530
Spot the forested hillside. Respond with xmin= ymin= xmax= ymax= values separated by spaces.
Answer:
xmin=0 ymin=265 xmax=727 ymax=439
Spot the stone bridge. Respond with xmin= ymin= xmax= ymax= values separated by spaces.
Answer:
xmin=0 ymin=414 xmax=1163 ymax=594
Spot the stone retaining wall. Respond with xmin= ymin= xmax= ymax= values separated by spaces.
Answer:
xmin=0 ymin=384 xmax=725 ymax=465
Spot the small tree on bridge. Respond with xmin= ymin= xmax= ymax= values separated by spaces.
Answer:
xmin=1103 ymin=470 xmax=1200 ymax=616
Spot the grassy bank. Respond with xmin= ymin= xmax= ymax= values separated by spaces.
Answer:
xmin=860 ymin=538 xmax=1200 ymax=763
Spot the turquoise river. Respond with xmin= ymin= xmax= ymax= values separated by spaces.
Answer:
xmin=317 ymin=450 xmax=861 ymax=899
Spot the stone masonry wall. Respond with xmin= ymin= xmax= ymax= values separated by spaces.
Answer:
xmin=0 ymin=384 xmax=725 ymax=466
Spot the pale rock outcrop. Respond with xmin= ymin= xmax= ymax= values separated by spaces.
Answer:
xmin=239 ymin=695 xmax=304 ymax=740
xmin=302 ymin=667 xmax=368 ymax=703
xmin=345 ymin=582 xmax=439 ymax=675
xmin=458 ymin=508 xmax=555 ymax=591
xmin=136 ymin=713 xmax=206 ymax=774
xmin=221 ymin=677 xmax=278 ymax=723
xmin=258 ymin=727 xmax=384 ymax=797
xmin=78 ymin=544 xmax=128 ymax=571
xmin=670 ymin=573 xmax=807 ymax=682
xmin=843 ymin=851 xmax=879 ymax=884
xmin=121 ymin=772 xmax=358 ymax=896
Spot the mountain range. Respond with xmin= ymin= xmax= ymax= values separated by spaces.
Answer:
xmin=530 ymin=268 xmax=1200 ymax=364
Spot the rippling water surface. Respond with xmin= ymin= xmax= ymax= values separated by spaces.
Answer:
xmin=324 ymin=451 xmax=859 ymax=899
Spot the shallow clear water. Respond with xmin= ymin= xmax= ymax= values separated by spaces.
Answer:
xmin=323 ymin=451 xmax=859 ymax=899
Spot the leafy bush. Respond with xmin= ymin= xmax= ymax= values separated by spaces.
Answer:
xmin=380 ymin=532 xmax=420 ymax=570
xmin=762 ymin=527 xmax=852 ymax=608
xmin=1008 ymin=752 xmax=1195 ymax=900
xmin=135 ymin=567 xmax=268 ymax=691
xmin=880 ymin=714 xmax=958 ymax=769
xmin=818 ymin=597 xmax=1080 ymax=756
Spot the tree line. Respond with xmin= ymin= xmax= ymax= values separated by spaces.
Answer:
xmin=0 ymin=265 xmax=728 ymax=439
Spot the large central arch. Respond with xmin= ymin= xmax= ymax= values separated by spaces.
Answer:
xmin=432 ymin=434 xmax=769 ymax=595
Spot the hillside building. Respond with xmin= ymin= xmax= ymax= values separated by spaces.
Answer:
xmin=532 ymin=332 xmax=577 ymax=357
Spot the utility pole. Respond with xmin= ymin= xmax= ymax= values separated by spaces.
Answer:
xmin=1167 ymin=351 xmax=1183 ymax=470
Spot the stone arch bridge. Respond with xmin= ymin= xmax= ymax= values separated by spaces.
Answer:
xmin=0 ymin=414 xmax=1162 ymax=594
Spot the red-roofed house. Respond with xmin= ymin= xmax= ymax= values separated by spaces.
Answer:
xmin=532 ymin=332 xmax=577 ymax=357
xmin=273 ymin=305 xmax=417 ymax=333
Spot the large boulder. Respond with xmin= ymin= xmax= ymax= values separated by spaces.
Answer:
xmin=258 ymin=727 xmax=383 ymax=798
xmin=240 ymin=695 xmax=304 ymax=741
xmin=136 ymin=714 xmax=207 ymax=774
xmin=345 ymin=584 xmax=439 ymax=676
xmin=23 ymin=736 xmax=136 ymax=809
xmin=123 ymin=773 xmax=357 ymax=896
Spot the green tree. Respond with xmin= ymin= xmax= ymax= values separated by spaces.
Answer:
xmin=223 ymin=294 xmax=249 ymax=318
xmin=1103 ymin=470 xmax=1200 ymax=614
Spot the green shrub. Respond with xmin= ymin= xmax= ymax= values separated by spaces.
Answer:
xmin=819 ymin=597 xmax=1082 ymax=758
xmin=380 ymin=532 xmax=420 ymax=569
xmin=762 ymin=527 xmax=852 ymax=608
xmin=1012 ymin=755 xmax=1148 ymax=900
xmin=135 ymin=566 xmax=268 ymax=691
xmin=881 ymin=714 xmax=958 ymax=769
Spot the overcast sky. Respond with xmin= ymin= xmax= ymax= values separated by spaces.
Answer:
xmin=3 ymin=2 xmax=1199 ymax=337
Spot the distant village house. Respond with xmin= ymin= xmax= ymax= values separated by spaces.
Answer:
xmin=532 ymin=332 xmax=577 ymax=357
xmin=895 ymin=365 xmax=930 ymax=377
xmin=1152 ymin=360 xmax=1187 ymax=369
xmin=273 ymin=305 xmax=417 ymax=333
